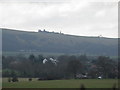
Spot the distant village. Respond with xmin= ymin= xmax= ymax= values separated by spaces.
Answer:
xmin=38 ymin=29 xmax=64 ymax=35
xmin=38 ymin=29 xmax=103 ymax=38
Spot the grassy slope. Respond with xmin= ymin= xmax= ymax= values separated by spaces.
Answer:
xmin=2 ymin=78 xmax=118 ymax=88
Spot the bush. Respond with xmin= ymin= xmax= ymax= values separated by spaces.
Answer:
xmin=37 ymin=78 xmax=43 ymax=81
xmin=12 ymin=77 xmax=19 ymax=82
xmin=28 ymin=78 xmax=32 ymax=81
xmin=8 ymin=77 xmax=11 ymax=82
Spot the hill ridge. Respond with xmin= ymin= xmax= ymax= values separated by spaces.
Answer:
xmin=2 ymin=28 xmax=118 ymax=56
xmin=1 ymin=28 xmax=117 ymax=39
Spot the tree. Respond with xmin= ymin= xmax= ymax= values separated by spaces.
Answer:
xmin=95 ymin=56 xmax=116 ymax=78
xmin=78 ymin=54 xmax=88 ymax=63
xmin=118 ymin=59 xmax=120 ymax=79
xmin=38 ymin=55 xmax=44 ymax=63
xmin=28 ymin=54 xmax=36 ymax=63
xmin=67 ymin=57 xmax=82 ymax=79
xmin=77 ymin=54 xmax=89 ymax=73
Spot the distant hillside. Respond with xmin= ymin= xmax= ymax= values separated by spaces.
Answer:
xmin=2 ymin=28 xmax=118 ymax=56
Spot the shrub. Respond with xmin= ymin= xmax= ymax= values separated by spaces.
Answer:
xmin=8 ymin=77 xmax=11 ymax=82
xmin=12 ymin=77 xmax=19 ymax=82
xmin=28 ymin=78 xmax=32 ymax=81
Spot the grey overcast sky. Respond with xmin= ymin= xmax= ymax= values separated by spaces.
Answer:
xmin=0 ymin=0 xmax=118 ymax=38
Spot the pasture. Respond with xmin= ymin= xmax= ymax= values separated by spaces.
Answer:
xmin=2 ymin=78 xmax=118 ymax=88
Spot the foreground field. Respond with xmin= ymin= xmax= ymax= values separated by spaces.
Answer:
xmin=2 ymin=78 xmax=118 ymax=88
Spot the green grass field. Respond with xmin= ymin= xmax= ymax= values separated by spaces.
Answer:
xmin=2 ymin=78 xmax=118 ymax=88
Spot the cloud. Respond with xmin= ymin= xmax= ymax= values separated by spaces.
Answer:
xmin=0 ymin=0 xmax=118 ymax=38
xmin=95 ymin=10 xmax=106 ymax=17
